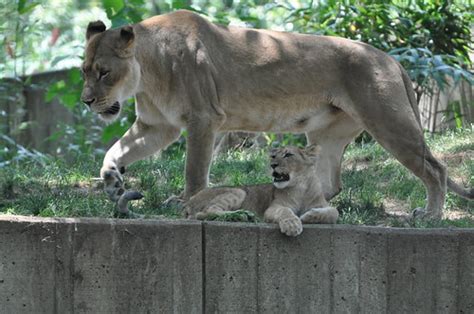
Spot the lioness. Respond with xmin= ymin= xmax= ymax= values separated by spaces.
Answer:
xmin=81 ymin=10 xmax=472 ymax=219
xmin=184 ymin=145 xmax=338 ymax=236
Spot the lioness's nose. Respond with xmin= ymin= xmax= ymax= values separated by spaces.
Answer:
xmin=82 ymin=98 xmax=96 ymax=107
xmin=271 ymin=163 xmax=278 ymax=169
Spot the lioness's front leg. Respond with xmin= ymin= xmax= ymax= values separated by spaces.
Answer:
xmin=102 ymin=119 xmax=180 ymax=202
xmin=264 ymin=205 xmax=303 ymax=237
xmin=183 ymin=120 xmax=217 ymax=199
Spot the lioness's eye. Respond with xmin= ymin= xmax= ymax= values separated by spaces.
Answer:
xmin=99 ymin=70 xmax=109 ymax=79
xmin=284 ymin=153 xmax=294 ymax=158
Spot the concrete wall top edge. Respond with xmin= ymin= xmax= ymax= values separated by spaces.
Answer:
xmin=1 ymin=214 xmax=473 ymax=234
xmin=0 ymin=214 xmax=201 ymax=227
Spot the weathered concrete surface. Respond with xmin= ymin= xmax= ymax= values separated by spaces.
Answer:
xmin=1 ymin=216 xmax=473 ymax=313
xmin=0 ymin=216 xmax=202 ymax=314
xmin=204 ymin=223 xmax=474 ymax=314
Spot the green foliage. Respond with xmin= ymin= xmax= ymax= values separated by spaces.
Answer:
xmin=390 ymin=47 xmax=473 ymax=99
xmin=264 ymin=133 xmax=307 ymax=148
xmin=281 ymin=0 xmax=472 ymax=61
xmin=17 ymin=0 xmax=40 ymax=15
xmin=102 ymin=0 xmax=147 ymax=27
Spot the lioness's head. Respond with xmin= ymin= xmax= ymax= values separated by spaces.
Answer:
xmin=269 ymin=145 xmax=321 ymax=189
xmin=80 ymin=21 xmax=141 ymax=122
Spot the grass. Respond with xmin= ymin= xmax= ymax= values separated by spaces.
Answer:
xmin=0 ymin=128 xmax=472 ymax=228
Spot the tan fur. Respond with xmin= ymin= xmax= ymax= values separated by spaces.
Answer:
xmin=82 ymin=10 xmax=472 ymax=218
xmin=184 ymin=146 xmax=338 ymax=237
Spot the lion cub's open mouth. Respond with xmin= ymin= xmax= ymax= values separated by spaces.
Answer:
xmin=272 ymin=171 xmax=290 ymax=183
xmin=101 ymin=102 xmax=121 ymax=115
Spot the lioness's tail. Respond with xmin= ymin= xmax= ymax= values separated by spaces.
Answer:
xmin=398 ymin=62 xmax=474 ymax=201
xmin=448 ymin=178 xmax=474 ymax=200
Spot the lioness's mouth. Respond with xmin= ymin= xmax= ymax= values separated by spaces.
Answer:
xmin=101 ymin=102 xmax=121 ymax=115
xmin=272 ymin=172 xmax=290 ymax=183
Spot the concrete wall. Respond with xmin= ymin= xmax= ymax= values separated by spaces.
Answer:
xmin=0 ymin=216 xmax=473 ymax=313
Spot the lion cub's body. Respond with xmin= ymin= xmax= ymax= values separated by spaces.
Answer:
xmin=185 ymin=146 xmax=338 ymax=236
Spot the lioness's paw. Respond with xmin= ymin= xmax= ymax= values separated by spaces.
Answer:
xmin=412 ymin=207 xmax=441 ymax=220
xmin=279 ymin=217 xmax=303 ymax=237
xmin=101 ymin=167 xmax=124 ymax=202
xmin=163 ymin=194 xmax=185 ymax=209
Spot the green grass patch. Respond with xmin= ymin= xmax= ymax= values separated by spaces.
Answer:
xmin=0 ymin=128 xmax=472 ymax=228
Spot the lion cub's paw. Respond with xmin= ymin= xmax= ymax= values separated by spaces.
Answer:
xmin=279 ymin=217 xmax=303 ymax=237
xmin=101 ymin=169 xmax=124 ymax=202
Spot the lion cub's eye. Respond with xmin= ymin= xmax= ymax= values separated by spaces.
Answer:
xmin=284 ymin=153 xmax=294 ymax=158
xmin=99 ymin=70 xmax=110 ymax=80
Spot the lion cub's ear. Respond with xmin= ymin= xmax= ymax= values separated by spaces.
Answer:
xmin=303 ymin=145 xmax=321 ymax=161
xmin=86 ymin=21 xmax=106 ymax=40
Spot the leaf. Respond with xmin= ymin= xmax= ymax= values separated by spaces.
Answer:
xmin=172 ymin=0 xmax=191 ymax=10
xmin=102 ymin=120 xmax=128 ymax=143
xmin=50 ymin=55 xmax=70 ymax=68
xmin=18 ymin=1 xmax=39 ymax=14
xmin=18 ymin=0 xmax=26 ymax=12
xmin=102 ymin=0 xmax=124 ymax=18
xmin=110 ymin=12 xmax=129 ymax=28
xmin=433 ymin=55 xmax=444 ymax=67
xmin=68 ymin=68 xmax=82 ymax=84
xmin=60 ymin=93 xmax=78 ymax=109
xmin=433 ymin=65 xmax=452 ymax=72
xmin=45 ymin=81 xmax=65 ymax=102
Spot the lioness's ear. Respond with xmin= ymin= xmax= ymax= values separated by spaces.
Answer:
xmin=119 ymin=25 xmax=135 ymax=47
xmin=86 ymin=21 xmax=106 ymax=40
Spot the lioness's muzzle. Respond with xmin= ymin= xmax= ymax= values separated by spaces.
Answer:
xmin=102 ymin=102 xmax=120 ymax=115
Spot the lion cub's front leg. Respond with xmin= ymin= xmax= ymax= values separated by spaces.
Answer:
xmin=264 ymin=205 xmax=303 ymax=237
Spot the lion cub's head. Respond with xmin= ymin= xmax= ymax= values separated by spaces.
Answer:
xmin=269 ymin=145 xmax=321 ymax=189
xmin=80 ymin=21 xmax=141 ymax=122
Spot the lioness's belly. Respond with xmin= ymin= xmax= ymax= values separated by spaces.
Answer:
xmin=220 ymin=99 xmax=342 ymax=133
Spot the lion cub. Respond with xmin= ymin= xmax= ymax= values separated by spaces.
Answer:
xmin=184 ymin=145 xmax=338 ymax=236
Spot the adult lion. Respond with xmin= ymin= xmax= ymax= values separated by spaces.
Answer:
xmin=81 ymin=10 xmax=472 ymax=218
xmin=184 ymin=145 xmax=338 ymax=237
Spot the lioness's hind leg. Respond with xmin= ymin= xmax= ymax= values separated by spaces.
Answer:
xmin=300 ymin=207 xmax=339 ymax=224
xmin=195 ymin=190 xmax=246 ymax=220
xmin=345 ymin=77 xmax=446 ymax=218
